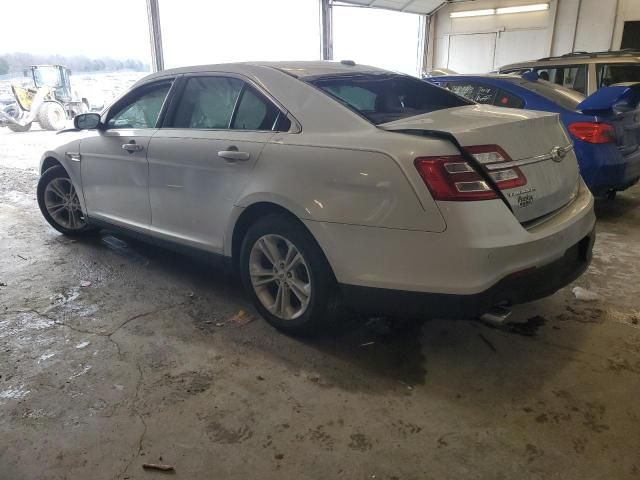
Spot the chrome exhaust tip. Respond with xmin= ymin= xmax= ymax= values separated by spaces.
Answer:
xmin=479 ymin=305 xmax=512 ymax=326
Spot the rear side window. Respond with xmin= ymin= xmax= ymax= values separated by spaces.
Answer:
xmin=171 ymin=77 xmax=243 ymax=129
xmin=231 ymin=86 xmax=280 ymax=131
xmin=106 ymin=81 xmax=172 ymax=129
xmin=323 ymin=85 xmax=376 ymax=111
xmin=494 ymin=90 xmax=524 ymax=108
xmin=307 ymin=73 xmax=471 ymax=125
xmin=597 ymin=63 xmax=640 ymax=87
xmin=533 ymin=65 xmax=587 ymax=94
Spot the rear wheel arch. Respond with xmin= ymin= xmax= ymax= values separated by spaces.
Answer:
xmin=230 ymin=202 xmax=335 ymax=280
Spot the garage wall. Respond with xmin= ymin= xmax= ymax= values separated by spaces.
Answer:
xmin=431 ymin=0 xmax=555 ymax=73
xmin=612 ymin=0 xmax=640 ymax=48
xmin=429 ymin=0 xmax=640 ymax=74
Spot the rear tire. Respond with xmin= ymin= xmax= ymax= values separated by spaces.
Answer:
xmin=38 ymin=102 xmax=67 ymax=131
xmin=240 ymin=214 xmax=338 ymax=336
xmin=37 ymin=166 xmax=96 ymax=236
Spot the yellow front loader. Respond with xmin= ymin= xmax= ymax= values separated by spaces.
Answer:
xmin=0 ymin=65 xmax=90 ymax=132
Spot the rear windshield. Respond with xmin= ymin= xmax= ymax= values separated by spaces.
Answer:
xmin=501 ymin=77 xmax=585 ymax=110
xmin=306 ymin=73 xmax=472 ymax=125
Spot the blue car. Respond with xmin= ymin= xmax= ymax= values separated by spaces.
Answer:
xmin=426 ymin=73 xmax=640 ymax=197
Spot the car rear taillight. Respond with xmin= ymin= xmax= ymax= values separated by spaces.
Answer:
xmin=465 ymin=145 xmax=527 ymax=190
xmin=414 ymin=145 xmax=526 ymax=201
xmin=568 ymin=122 xmax=616 ymax=144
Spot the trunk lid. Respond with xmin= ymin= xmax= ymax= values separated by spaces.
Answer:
xmin=380 ymin=104 xmax=580 ymax=223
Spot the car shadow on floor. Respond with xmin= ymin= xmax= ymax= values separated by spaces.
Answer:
xmin=80 ymin=229 xmax=591 ymax=401
xmin=594 ymin=187 xmax=640 ymax=223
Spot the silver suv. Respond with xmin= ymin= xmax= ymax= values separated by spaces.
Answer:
xmin=500 ymin=49 xmax=640 ymax=96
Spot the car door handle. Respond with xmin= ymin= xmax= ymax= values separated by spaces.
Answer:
xmin=218 ymin=150 xmax=250 ymax=162
xmin=122 ymin=142 xmax=144 ymax=153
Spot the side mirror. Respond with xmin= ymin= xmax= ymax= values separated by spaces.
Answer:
xmin=74 ymin=113 xmax=101 ymax=130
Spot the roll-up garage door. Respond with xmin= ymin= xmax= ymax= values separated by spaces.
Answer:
xmin=447 ymin=33 xmax=497 ymax=73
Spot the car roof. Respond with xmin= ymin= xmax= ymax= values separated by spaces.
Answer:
xmin=142 ymin=61 xmax=388 ymax=82
xmin=501 ymin=50 xmax=640 ymax=70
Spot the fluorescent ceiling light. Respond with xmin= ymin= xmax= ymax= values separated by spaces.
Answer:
xmin=450 ymin=9 xmax=495 ymax=18
xmin=496 ymin=3 xmax=550 ymax=14
xmin=450 ymin=3 xmax=550 ymax=18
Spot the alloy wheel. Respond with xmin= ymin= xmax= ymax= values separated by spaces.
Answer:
xmin=249 ymin=234 xmax=312 ymax=320
xmin=43 ymin=177 xmax=86 ymax=230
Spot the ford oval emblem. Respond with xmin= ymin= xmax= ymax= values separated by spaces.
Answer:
xmin=550 ymin=146 xmax=567 ymax=163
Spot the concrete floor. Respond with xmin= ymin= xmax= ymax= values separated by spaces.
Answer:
xmin=1 ymin=128 xmax=640 ymax=480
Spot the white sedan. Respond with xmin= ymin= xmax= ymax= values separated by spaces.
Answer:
xmin=36 ymin=61 xmax=596 ymax=334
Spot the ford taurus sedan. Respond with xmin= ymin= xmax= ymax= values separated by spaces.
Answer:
xmin=37 ymin=61 xmax=596 ymax=335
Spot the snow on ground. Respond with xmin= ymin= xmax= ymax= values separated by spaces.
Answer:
xmin=0 ymin=71 xmax=147 ymax=171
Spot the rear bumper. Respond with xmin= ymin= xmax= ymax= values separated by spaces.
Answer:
xmin=304 ymin=181 xmax=595 ymax=297
xmin=579 ymin=144 xmax=640 ymax=195
xmin=340 ymin=230 xmax=595 ymax=318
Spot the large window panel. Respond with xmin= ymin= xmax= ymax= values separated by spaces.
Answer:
xmin=160 ymin=0 xmax=320 ymax=67
xmin=332 ymin=6 xmax=422 ymax=76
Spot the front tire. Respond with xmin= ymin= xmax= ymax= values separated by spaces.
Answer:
xmin=240 ymin=214 xmax=337 ymax=335
xmin=37 ymin=166 xmax=95 ymax=236
xmin=38 ymin=102 xmax=67 ymax=131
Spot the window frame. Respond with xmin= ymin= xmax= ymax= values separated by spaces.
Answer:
xmin=102 ymin=77 xmax=177 ymax=130
xmin=160 ymin=72 xmax=298 ymax=133
xmin=596 ymin=62 xmax=640 ymax=88
xmin=530 ymin=64 xmax=588 ymax=94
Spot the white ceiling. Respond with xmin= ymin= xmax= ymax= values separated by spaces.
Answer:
xmin=335 ymin=0 xmax=454 ymax=16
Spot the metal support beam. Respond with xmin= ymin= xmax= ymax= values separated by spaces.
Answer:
xmin=146 ymin=0 xmax=165 ymax=72
xmin=320 ymin=0 xmax=334 ymax=60
xmin=417 ymin=14 xmax=428 ymax=76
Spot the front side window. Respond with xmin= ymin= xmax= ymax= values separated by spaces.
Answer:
xmin=33 ymin=66 xmax=62 ymax=88
xmin=307 ymin=73 xmax=471 ymax=125
xmin=107 ymin=81 xmax=172 ymax=129
xmin=171 ymin=77 xmax=243 ymax=129
xmin=597 ymin=63 xmax=640 ymax=87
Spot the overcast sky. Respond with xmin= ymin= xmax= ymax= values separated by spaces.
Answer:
xmin=0 ymin=0 xmax=421 ymax=75
xmin=0 ymin=0 xmax=150 ymax=59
